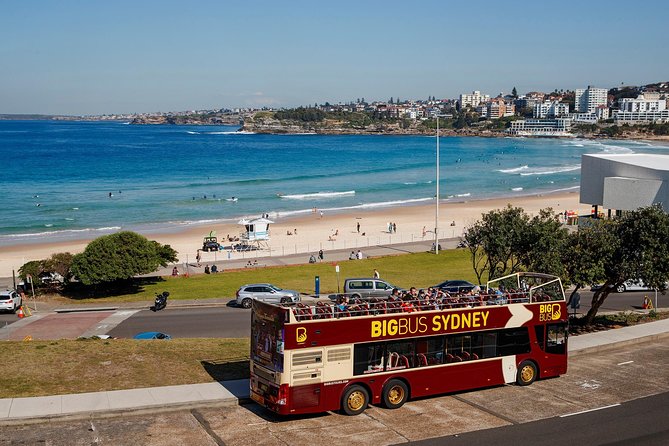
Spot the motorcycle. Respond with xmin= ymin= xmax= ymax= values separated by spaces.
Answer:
xmin=152 ymin=291 xmax=169 ymax=312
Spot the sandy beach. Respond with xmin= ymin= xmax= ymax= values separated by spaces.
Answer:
xmin=0 ymin=191 xmax=588 ymax=279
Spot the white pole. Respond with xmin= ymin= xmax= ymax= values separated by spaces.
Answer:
xmin=435 ymin=115 xmax=440 ymax=254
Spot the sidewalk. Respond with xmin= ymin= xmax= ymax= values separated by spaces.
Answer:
xmin=2 ymin=317 xmax=669 ymax=424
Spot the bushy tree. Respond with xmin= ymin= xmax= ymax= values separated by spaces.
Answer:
xmin=71 ymin=231 xmax=177 ymax=285
xmin=584 ymin=204 xmax=669 ymax=324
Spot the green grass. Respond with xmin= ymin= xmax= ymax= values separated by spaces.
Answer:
xmin=66 ymin=249 xmax=482 ymax=303
xmin=0 ymin=338 xmax=250 ymax=398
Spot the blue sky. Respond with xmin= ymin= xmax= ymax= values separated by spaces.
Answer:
xmin=1 ymin=0 xmax=667 ymax=115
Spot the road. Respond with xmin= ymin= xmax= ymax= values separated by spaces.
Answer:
xmin=2 ymin=336 xmax=667 ymax=445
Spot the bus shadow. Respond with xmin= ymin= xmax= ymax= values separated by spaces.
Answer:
xmin=238 ymin=401 xmax=331 ymax=422
xmin=201 ymin=359 xmax=250 ymax=381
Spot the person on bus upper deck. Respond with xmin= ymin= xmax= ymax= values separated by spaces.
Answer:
xmin=401 ymin=294 xmax=415 ymax=313
xmin=336 ymin=295 xmax=349 ymax=312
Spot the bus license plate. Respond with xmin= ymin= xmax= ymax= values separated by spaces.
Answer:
xmin=251 ymin=391 xmax=264 ymax=405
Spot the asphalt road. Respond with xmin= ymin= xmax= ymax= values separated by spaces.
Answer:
xmin=3 ymin=336 xmax=668 ymax=445
xmin=107 ymin=304 xmax=252 ymax=339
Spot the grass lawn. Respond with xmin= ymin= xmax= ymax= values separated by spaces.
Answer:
xmin=0 ymin=338 xmax=250 ymax=398
xmin=65 ymin=250 xmax=481 ymax=303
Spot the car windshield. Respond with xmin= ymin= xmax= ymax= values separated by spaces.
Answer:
xmin=269 ymin=285 xmax=283 ymax=292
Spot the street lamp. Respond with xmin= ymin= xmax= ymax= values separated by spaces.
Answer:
xmin=435 ymin=114 xmax=444 ymax=254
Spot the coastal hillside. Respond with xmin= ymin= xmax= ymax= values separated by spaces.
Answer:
xmin=130 ymin=112 xmax=241 ymax=125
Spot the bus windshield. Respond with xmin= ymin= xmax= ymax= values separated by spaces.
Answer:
xmin=251 ymin=304 xmax=285 ymax=372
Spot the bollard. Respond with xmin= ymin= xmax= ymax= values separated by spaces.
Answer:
xmin=315 ymin=276 xmax=320 ymax=296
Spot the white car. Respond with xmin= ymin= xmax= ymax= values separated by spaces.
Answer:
xmin=591 ymin=280 xmax=656 ymax=293
xmin=235 ymin=283 xmax=300 ymax=309
xmin=0 ymin=289 xmax=22 ymax=313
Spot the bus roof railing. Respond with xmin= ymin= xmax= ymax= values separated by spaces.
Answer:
xmin=285 ymin=272 xmax=565 ymax=323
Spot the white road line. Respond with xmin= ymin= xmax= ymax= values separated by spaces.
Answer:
xmin=617 ymin=360 xmax=634 ymax=366
xmin=560 ymin=403 xmax=621 ymax=418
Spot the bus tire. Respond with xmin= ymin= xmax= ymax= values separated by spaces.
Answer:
xmin=516 ymin=360 xmax=538 ymax=386
xmin=341 ymin=385 xmax=369 ymax=416
xmin=241 ymin=298 xmax=253 ymax=309
xmin=382 ymin=379 xmax=408 ymax=409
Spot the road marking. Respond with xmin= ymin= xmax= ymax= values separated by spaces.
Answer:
xmin=617 ymin=360 xmax=634 ymax=366
xmin=560 ymin=403 xmax=621 ymax=418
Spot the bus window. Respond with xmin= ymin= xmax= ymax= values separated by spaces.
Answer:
xmin=546 ymin=323 xmax=567 ymax=354
xmin=497 ymin=328 xmax=531 ymax=356
xmin=386 ymin=340 xmax=414 ymax=369
xmin=424 ymin=337 xmax=445 ymax=365
xmin=353 ymin=343 xmax=385 ymax=375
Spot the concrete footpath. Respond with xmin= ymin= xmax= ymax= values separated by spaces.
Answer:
xmin=2 ymin=317 xmax=669 ymax=425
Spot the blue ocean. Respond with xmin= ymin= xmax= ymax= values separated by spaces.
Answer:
xmin=1 ymin=120 xmax=667 ymax=246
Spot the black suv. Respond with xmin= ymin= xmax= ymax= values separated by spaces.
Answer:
xmin=202 ymin=236 xmax=220 ymax=252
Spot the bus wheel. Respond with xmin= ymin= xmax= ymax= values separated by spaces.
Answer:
xmin=342 ymin=385 xmax=369 ymax=416
xmin=516 ymin=360 xmax=538 ymax=386
xmin=382 ymin=379 xmax=408 ymax=409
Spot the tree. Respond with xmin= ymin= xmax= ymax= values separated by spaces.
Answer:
xmin=389 ymin=97 xmax=394 ymax=104
xmin=71 ymin=231 xmax=177 ymax=285
xmin=584 ymin=204 xmax=669 ymax=324
xmin=517 ymin=208 xmax=569 ymax=277
xmin=511 ymin=87 xmax=518 ymax=98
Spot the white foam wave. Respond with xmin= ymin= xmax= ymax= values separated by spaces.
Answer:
xmin=279 ymin=191 xmax=355 ymax=200
xmin=456 ymin=193 xmax=471 ymax=197
xmin=403 ymin=182 xmax=417 ymax=185
xmin=186 ymin=131 xmax=199 ymax=134
xmin=519 ymin=164 xmax=581 ymax=176
xmin=205 ymin=130 xmax=255 ymax=135
xmin=511 ymin=187 xmax=523 ymax=191
xmin=499 ymin=165 xmax=529 ymax=173
xmin=0 ymin=226 xmax=122 ymax=239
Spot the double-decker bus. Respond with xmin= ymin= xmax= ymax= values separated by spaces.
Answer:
xmin=250 ymin=272 xmax=568 ymax=416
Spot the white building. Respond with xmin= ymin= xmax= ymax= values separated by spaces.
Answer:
xmin=508 ymin=118 xmax=573 ymax=136
xmin=533 ymin=101 xmax=570 ymax=118
xmin=614 ymin=109 xmax=669 ymax=124
xmin=575 ymin=87 xmax=608 ymax=113
xmin=580 ymin=153 xmax=669 ymax=211
xmin=459 ymin=91 xmax=490 ymax=108
xmin=619 ymin=95 xmax=666 ymax=113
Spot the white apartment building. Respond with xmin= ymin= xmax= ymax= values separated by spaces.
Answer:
xmin=619 ymin=95 xmax=666 ymax=113
xmin=575 ymin=87 xmax=608 ymax=113
xmin=508 ymin=118 xmax=573 ymax=136
xmin=459 ymin=91 xmax=490 ymax=108
xmin=614 ymin=109 xmax=669 ymax=124
xmin=533 ymin=101 xmax=570 ymax=118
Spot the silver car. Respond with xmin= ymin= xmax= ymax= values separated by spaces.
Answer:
xmin=236 ymin=283 xmax=300 ymax=309
xmin=0 ymin=289 xmax=22 ymax=313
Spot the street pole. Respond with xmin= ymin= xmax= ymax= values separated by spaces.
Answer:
xmin=435 ymin=115 xmax=440 ymax=254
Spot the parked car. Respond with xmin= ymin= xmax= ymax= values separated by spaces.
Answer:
xmin=433 ymin=280 xmax=477 ymax=294
xmin=133 ymin=331 xmax=171 ymax=340
xmin=236 ymin=283 xmax=300 ymax=309
xmin=591 ymin=280 xmax=658 ymax=293
xmin=343 ymin=278 xmax=402 ymax=300
xmin=0 ymin=289 xmax=22 ymax=313
xmin=202 ymin=236 xmax=220 ymax=252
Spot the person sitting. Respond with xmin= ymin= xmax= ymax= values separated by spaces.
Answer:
xmin=246 ymin=260 xmax=253 ymax=268
xmin=401 ymin=295 xmax=416 ymax=313
xmin=349 ymin=251 xmax=356 ymax=260
xmin=309 ymin=254 xmax=317 ymax=264
xmin=171 ymin=266 xmax=179 ymax=277
xmin=211 ymin=264 xmax=218 ymax=273
xmin=336 ymin=295 xmax=349 ymax=312
xmin=204 ymin=265 xmax=210 ymax=274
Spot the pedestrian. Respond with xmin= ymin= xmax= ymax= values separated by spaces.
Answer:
xmin=318 ymin=249 xmax=324 ymax=261
xmin=172 ymin=266 xmax=179 ymax=277
xmin=356 ymin=221 xmax=360 ymax=233
xmin=196 ymin=250 xmax=201 ymax=266
xmin=320 ymin=210 xmax=324 ymax=219
xmin=422 ymin=226 xmax=426 ymax=237
xmin=392 ymin=222 xmax=397 ymax=233
xmin=373 ymin=269 xmax=380 ymax=279
xmin=388 ymin=222 xmax=392 ymax=233
xmin=357 ymin=249 xmax=363 ymax=260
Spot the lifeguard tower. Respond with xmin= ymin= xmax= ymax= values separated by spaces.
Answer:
xmin=237 ymin=217 xmax=273 ymax=251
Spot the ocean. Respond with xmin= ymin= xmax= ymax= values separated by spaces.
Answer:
xmin=1 ymin=120 xmax=667 ymax=246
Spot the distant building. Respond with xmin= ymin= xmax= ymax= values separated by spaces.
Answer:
xmin=533 ymin=101 xmax=570 ymax=118
xmin=619 ymin=95 xmax=666 ymax=113
xmin=575 ymin=86 xmax=608 ymax=113
xmin=614 ymin=109 xmax=669 ymax=124
xmin=459 ymin=91 xmax=490 ymax=108
xmin=508 ymin=118 xmax=573 ymax=136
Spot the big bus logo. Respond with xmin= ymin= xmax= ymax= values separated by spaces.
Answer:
xmin=296 ymin=327 xmax=307 ymax=343
xmin=539 ymin=303 xmax=561 ymax=321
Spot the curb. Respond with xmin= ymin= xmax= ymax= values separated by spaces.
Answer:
xmin=568 ymin=330 xmax=669 ymax=357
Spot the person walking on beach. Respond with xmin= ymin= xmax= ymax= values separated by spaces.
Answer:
xmin=318 ymin=249 xmax=324 ymax=261
xmin=373 ymin=269 xmax=380 ymax=279
xmin=392 ymin=222 xmax=397 ymax=233
xmin=196 ymin=250 xmax=201 ymax=266
xmin=356 ymin=221 xmax=360 ymax=233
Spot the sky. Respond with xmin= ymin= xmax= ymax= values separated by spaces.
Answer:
xmin=1 ymin=0 xmax=668 ymax=115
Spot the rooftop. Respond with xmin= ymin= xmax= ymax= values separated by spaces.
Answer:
xmin=584 ymin=153 xmax=669 ymax=171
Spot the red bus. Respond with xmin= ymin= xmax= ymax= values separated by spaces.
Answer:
xmin=250 ymin=272 xmax=568 ymax=416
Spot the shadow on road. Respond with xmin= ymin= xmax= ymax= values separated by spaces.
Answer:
xmin=201 ymin=359 xmax=250 ymax=382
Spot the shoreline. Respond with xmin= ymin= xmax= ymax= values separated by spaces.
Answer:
xmin=0 ymin=190 xmax=588 ymax=279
